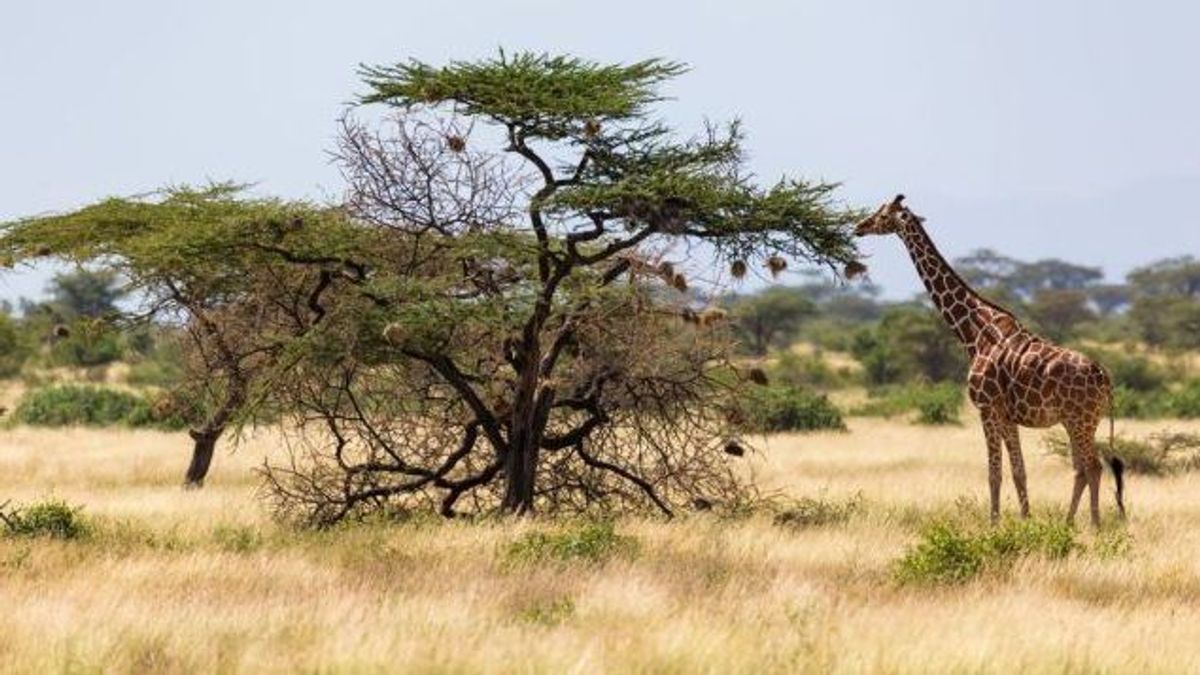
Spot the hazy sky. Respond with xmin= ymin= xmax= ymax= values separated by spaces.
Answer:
xmin=2 ymin=0 xmax=1197 ymax=302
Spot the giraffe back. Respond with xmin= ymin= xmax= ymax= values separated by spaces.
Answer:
xmin=968 ymin=330 xmax=1112 ymax=429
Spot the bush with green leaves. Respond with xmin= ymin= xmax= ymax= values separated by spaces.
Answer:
xmin=852 ymin=383 xmax=964 ymax=425
xmin=1111 ymin=380 xmax=1200 ymax=419
xmin=0 ymin=499 xmax=89 ymax=539
xmin=770 ymin=350 xmax=854 ymax=390
xmin=9 ymin=385 xmax=187 ymax=430
xmin=893 ymin=517 xmax=1076 ymax=585
xmin=1167 ymin=380 xmax=1200 ymax=417
xmin=1080 ymin=347 xmax=1169 ymax=393
xmin=503 ymin=521 xmax=638 ymax=566
xmin=851 ymin=307 xmax=967 ymax=386
xmin=744 ymin=384 xmax=846 ymax=433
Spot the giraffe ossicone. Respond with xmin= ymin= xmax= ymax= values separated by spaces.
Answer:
xmin=855 ymin=196 xmax=1125 ymax=527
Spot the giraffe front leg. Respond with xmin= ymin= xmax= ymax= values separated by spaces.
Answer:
xmin=982 ymin=414 xmax=1004 ymax=523
xmin=1002 ymin=423 xmax=1030 ymax=518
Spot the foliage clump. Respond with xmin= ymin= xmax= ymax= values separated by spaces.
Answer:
xmin=851 ymin=307 xmax=967 ymax=386
xmin=503 ymin=521 xmax=638 ymax=566
xmin=0 ymin=499 xmax=89 ymax=540
xmin=1105 ymin=380 xmax=1200 ymax=419
xmin=10 ymin=385 xmax=186 ymax=430
xmin=1080 ymin=346 xmax=1167 ymax=393
xmin=893 ymin=516 xmax=1076 ymax=585
xmin=743 ymin=384 xmax=846 ymax=433
xmin=770 ymin=350 xmax=855 ymax=390
xmin=851 ymin=382 xmax=964 ymax=426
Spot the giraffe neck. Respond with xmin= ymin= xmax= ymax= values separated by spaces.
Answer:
xmin=896 ymin=218 xmax=1013 ymax=347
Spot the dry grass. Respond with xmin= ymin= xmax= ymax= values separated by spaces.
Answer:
xmin=3 ymin=414 xmax=1200 ymax=673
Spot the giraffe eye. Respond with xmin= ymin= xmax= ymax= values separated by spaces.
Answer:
xmin=898 ymin=212 xmax=909 ymax=221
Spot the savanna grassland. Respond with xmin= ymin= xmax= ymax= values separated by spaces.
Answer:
xmin=3 ymin=408 xmax=1200 ymax=674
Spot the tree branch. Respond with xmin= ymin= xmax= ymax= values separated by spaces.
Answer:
xmin=575 ymin=442 xmax=673 ymax=518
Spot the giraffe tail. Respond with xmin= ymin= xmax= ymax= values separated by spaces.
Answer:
xmin=1107 ymin=391 xmax=1126 ymax=519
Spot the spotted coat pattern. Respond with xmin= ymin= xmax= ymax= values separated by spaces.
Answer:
xmin=856 ymin=195 xmax=1125 ymax=526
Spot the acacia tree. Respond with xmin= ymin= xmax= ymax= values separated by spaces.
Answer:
xmin=255 ymin=53 xmax=860 ymax=521
xmin=0 ymin=186 xmax=369 ymax=486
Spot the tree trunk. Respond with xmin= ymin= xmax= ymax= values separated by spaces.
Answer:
xmin=500 ymin=437 xmax=538 ymax=514
xmin=184 ymin=427 xmax=224 ymax=488
xmin=501 ymin=388 xmax=540 ymax=514
xmin=500 ymin=362 xmax=553 ymax=514
xmin=181 ymin=373 xmax=247 ymax=490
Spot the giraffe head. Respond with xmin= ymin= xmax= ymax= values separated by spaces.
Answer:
xmin=854 ymin=194 xmax=923 ymax=237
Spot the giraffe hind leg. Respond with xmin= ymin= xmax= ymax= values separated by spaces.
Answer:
xmin=1087 ymin=454 xmax=1103 ymax=528
xmin=1065 ymin=420 xmax=1103 ymax=528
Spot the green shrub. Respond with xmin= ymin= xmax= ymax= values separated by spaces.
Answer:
xmin=1044 ymin=430 xmax=1200 ymax=476
xmin=915 ymin=386 xmax=963 ymax=425
xmin=850 ymin=308 xmax=967 ymax=385
xmin=852 ymin=383 xmax=964 ymax=425
xmin=744 ymin=384 xmax=846 ymax=433
xmin=503 ymin=521 xmax=637 ymax=566
xmin=1112 ymin=385 xmax=1168 ymax=419
xmin=773 ymin=493 xmax=863 ymax=529
xmin=0 ymin=499 xmax=89 ymax=539
xmin=771 ymin=351 xmax=851 ymax=390
xmin=1084 ymin=348 xmax=1168 ymax=392
xmin=893 ymin=517 xmax=1076 ymax=585
xmin=9 ymin=385 xmax=187 ymax=430
xmin=1165 ymin=380 xmax=1200 ymax=418
xmin=1111 ymin=381 xmax=1200 ymax=420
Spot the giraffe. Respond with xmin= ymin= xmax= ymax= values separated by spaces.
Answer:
xmin=854 ymin=195 xmax=1125 ymax=527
